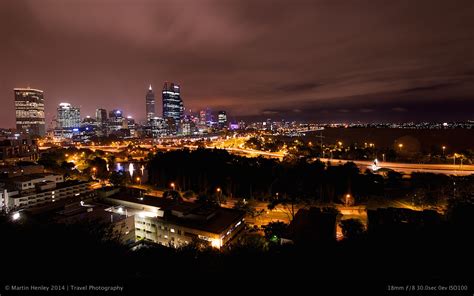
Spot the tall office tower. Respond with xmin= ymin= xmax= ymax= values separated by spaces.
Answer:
xmin=146 ymin=84 xmax=155 ymax=122
xmin=199 ymin=110 xmax=207 ymax=126
xmin=14 ymin=88 xmax=46 ymax=137
xmin=218 ymin=111 xmax=227 ymax=129
xmin=162 ymin=82 xmax=184 ymax=122
xmin=95 ymin=108 xmax=108 ymax=136
xmin=95 ymin=108 xmax=107 ymax=125
xmin=108 ymin=109 xmax=124 ymax=132
xmin=55 ymin=103 xmax=81 ymax=139
xmin=57 ymin=103 xmax=81 ymax=129
xmin=150 ymin=117 xmax=168 ymax=138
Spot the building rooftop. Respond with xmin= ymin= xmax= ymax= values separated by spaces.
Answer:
xmin=106 ymin=189 xmax=244 ymax=235
xmin=54 ymin=202 xmax=128 ymax=225
xmin=8 ymin=173 xmax=61 ymax=183
xmin=11 ymin=179 xmax=90 ymax=199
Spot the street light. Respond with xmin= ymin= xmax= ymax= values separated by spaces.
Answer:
xmin=216 ymin=187 xmax=222 ymax=205
xmin=398 ymin=143 xmax=403 ymax=152
xmin=136 ymin=177 xmax=141 ymax=185
xmin=442 ymin=146 xmax=446 ymax=156
xmin=170 ymin=182 xmax=175 ymax=190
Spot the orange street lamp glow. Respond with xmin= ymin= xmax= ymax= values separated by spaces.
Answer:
xmin=170 ymin=182 xmax=175 ymax=190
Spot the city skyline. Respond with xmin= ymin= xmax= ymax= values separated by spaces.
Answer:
xmin=1 ymin=0 xmax=474 ymax=128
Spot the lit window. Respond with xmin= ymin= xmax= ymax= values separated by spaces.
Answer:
xmin=170 ymin=228 xmax=175 ymax=233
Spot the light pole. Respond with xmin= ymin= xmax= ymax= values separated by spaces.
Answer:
xmin=442 ymin=146 xmax=446 ymax=157
xmin=170 ymin=182 xmax=175 ymax=191
xmin=136 ymin=177 xmax=141 ymax=185
xmin=382 ymin=153 xmax=385 ymax=162
xmin=453 ymin=181 xmax=456 ymax=199
xmin=216 ymin=187 xmax=222 ymax=205
xmin=398 ymin=143 xmax=403 ymax=152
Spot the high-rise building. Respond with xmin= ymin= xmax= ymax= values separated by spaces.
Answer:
xmin=95 ymin=108 xmax=108 ymax=136
xmin=57 ymin=103 xmax=81 ymax=129
xmin=146 ymin=85 xmax=155 ymax=122
xmin=125 ymin=116 xmax=136 ymax=138
xmin=199 ymin=110 xmax=207 ymax=126
xmin=150 ymin=117 xmax=168 ymax=138
xmin=14 ymin=88 xmax=46 ymax=137
xmin=55 ymin=103 xmax=81 ymax=139
xmin=218 ymin=111 xmax=227 ymax=129
xmin=96 ymin=108 xmax=107 ymax=125
xmin=108 ymin=109 xmax=124 ymax=132
xmin=162 ymin=82 xmax=184 ymax=122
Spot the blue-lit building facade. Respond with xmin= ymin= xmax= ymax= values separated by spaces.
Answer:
xmin=162 ymin=82 xmax=184 ymax=123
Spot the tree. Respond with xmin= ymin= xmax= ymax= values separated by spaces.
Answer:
xmin=88 ymin=157 xmax=108 ymax=180
xmin=196 ymin=194 xmax=218 ymax=206
xmin=182 ymin=190 xmax=195 ymax=199
xmin=109 ymin=171 xmax=127 ymax=187
xmin=340 ymin=219 xmax=365 ymax=241
xmin=233 ymin=199 xmax=264 ymax=218
xmin=38 ymin=150 xmax=66 ymax=169
xmin=163 ymin=190 xmax=183 ymax=202
xmin=264 ymin=221 xmax=288 ymax=243
xmin=268 ymin=195 xmax=303 ymax=222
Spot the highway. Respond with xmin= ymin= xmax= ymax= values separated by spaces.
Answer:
xmin=42 ymin=143 xmax=473 ymax=175
xmin=319 ymin=158 xmax=474 ymax=176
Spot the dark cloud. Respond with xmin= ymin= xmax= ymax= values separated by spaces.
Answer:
xmin=276 ymin=82 xmax=322 ymax=93
xmin=402 ymin=83 xmax=457 ymax=93
xmin=1 ymin=0 xmax=474 ymax=127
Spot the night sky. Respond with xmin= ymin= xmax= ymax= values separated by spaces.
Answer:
xmin=1 ymin=0 xmax=474 ymax=127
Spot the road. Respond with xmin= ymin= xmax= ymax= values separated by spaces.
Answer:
xmin=320 ymin=158 xmax=474 ymax=176
xmin=41 ymin=143 xmax=473 ymax=175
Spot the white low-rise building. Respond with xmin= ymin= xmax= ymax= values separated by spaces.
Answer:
xmin=103 ymin=190 xmax=245 ymax=249
xmin=1 ymin=173 xmax=93 ymax=211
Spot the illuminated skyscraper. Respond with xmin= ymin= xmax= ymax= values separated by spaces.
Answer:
xmin=95 ymin=108 xmax=108 ymax=136
xmin=218 ymin=111 xmax=227 ymax=129
xmin=108 ymin=109 xmax=124 ymax=132
xmin=162 ymin=82 xmax=184 ymax=122
xmin=146 ymin=84 xmax=155 ymax=122
xmin=14 ymin=88 xmax=45 ymax=136
xmin=56 ymin=102 xmax=81 ymax=139
xmin=95 ymin=108 xmax=107 ymax=125
xmin=57 ymin=103 xmax=81 ymax=129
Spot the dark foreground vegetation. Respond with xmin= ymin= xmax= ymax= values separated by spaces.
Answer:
xmin=1 ymin=201 xmax=473 ymax=283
